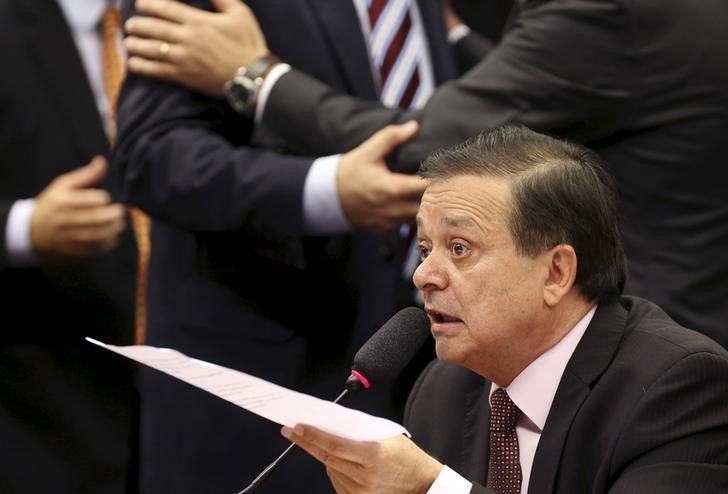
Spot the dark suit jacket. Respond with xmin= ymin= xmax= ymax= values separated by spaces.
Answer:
xmin=259 ymin=0 xmax=728 ymax=349
xmin=113 ymin=1 xmax=455 ymax=492
xmin=405 ymin=296 xmax=728 ymax=493
xmin=0 ymin=1 xmax=137 ymax=493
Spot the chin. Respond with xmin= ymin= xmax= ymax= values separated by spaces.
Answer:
xmin=434 ymin=340 xmax=466 ymax=366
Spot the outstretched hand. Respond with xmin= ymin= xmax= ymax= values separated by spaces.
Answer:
xmin=337 ymin=121 xmax=426 ymax=232
xmin=281 ymin=424 xmax=443 ymax=494
xmin=124 ymin=0 xmax=268 ymax=95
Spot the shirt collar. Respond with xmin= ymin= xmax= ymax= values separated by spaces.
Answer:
xmin=490 ymin=305 xmax=597 ymax=431
xmin=56 ymin=0 xmax=114 ymax=34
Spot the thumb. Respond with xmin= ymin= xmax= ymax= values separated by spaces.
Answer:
xmin=360 ymin=120 xmax=419 ymax=159
xmin=392 ymin=173 xmax=428 ymax=200
xmin=56 ymin=156 xmax=108 ymax=189
xmin=210 ymin=0 xmax=242 ymax=13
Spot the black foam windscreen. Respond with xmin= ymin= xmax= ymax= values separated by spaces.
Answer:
xmin=351 ymin=306 xmax=431 ymax=387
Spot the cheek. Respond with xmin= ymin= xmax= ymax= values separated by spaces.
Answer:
xmin=492 ymin=266 xmax=545 ymax=333
xmin=454 ymin=264 xmax=503 ymax=308
xmin=498 ymin=258 xmax=542 ymax=296
xmin=456 ymin=281 xmax=494 ymax=339
xmin=457 ymin=264 xmax=539 ymax=334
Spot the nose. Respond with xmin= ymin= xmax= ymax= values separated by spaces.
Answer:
xmin=412 ymin=250 xmax=447 ymax=293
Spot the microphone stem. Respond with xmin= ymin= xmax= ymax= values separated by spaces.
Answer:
xmin=332 ymin=388 xmax=350 ymax=404
xmin=235 ymin=388 xmax=350 ymax=494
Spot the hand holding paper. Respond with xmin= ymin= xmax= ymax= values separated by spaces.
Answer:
xmin=86 ymin=338 xmax=408 ymax=442
xmin=281 ymin=424 xmax=444 ymax=494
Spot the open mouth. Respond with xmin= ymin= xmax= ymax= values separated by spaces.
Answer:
xmin=426 ymin=309 xmax=462 ymax=324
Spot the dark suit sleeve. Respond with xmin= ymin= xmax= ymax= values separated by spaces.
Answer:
xmin=114 ymin=69 xmax=315 ymax=236
xmin=0 ymin=200 xmax=12 ymax=266
xmin=114 ymin=0 xmax=320 ymax=237
xmin=452 ymin=30 xmax=495 ymax=74
xmin=261 ymin=0 xmax=630 ymax=171
xmin=607 ymin=352 xmax=728 ymax=493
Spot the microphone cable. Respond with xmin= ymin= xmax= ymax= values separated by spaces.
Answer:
xmin=236 ymin=388 xmax=350 ymax=494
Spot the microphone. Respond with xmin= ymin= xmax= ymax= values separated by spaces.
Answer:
xmin=236 ymin=307 xmax=431 ymax=494
xmin=346 ymin=306 xmax=431 ymax=393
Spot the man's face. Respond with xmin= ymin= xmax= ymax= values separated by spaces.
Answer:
xmin=413 ymin=174 xmax=550 ymax=382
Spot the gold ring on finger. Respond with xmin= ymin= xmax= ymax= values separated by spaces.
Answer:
xmin=159 ymin=42 xmax=170 ymax=56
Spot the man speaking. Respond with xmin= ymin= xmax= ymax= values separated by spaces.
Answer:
xmin=281 ymin=127 xmax=728 ymax=493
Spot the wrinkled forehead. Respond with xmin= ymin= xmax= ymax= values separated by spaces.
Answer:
xmin=417 ymin=175 xmax=512 ymax=232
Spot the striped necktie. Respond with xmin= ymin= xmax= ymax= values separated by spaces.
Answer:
xmin=367 ymin=0 xmax=428 ymax=109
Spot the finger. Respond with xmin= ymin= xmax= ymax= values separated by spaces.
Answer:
xmin=291 ymin=438 xmax=369 ymax=485
xmin=61 ymin=189 xmax=113 ymax=209
xmin=54 ymin=156 xmax=107 ymax=189
xmin=124 ymin=36 xmax=183 ymax=63
xmin=387 ymin=199 xmax=421 ymax=221
xmin=65 ymin=234 xmax=121 ymax=256
xmin=390 ymin=173 xmax=427 ymax=200
xmin=126 ymin=56 xmax=182 ymax=82
xmin=282 ymin=425 xmax=374 ymax=465
xmin=65 ymin=221 xmax=126 ymax=245
xmin=285 ymin=431 xmax=347 ymax=468
xmin=60 ymin=204 xmax=125 ymax=230
xmin=124 ymin=16 xmax=184 ymax=44
xmin=59 ymin=216 xmax=125 ymax=253
xmin=360 ymin=120 xmax=419 ymax=158
xmin=135 ymin=0 xmax=208 ymax=24
xmin=210 ymin=0 xmax=244 ymax=13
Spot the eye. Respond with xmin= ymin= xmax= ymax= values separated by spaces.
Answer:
xmin=450 ymin=242 xmax=468 ymax=257
xmin=419 ymin=244 xmax=430 ymax=260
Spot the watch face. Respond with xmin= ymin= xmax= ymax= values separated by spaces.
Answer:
xmin=227 ymin=74 xmax=258 ymax=114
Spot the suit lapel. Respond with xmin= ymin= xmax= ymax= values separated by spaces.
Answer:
xmin=528 ymin=299 xmax=627 ymax=493
xmin=461 ymin=381 xmax=492 ymax=484
xmin=15 ymin=0 xmax=108 ymax=159
xmin=305 ymin=0 xmax=379 ymax=100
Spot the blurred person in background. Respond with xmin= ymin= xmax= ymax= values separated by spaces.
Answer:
xmin=0 ymin=0 xmax=138 ymax=493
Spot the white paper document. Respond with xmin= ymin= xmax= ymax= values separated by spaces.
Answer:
xmin=86 ymin=338 xmax=408 ymax=442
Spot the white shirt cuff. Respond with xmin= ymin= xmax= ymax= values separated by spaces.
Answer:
xmin=5 ymin=198 xmax=37 ymax=265
xmin=447 ymin=24 xmax=471 ymax=44
xmin=254 ymin=62 xmax=291 ymax=124
xmin=427 ymin=465 xmax=472 ymax=494
xmin=303 ymin=154 xmax=351 ymax=234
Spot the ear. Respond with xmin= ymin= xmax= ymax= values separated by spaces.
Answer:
xmin=542 ymin=244 xmax=578 ymax=307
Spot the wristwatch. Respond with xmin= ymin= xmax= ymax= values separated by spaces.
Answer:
xmin=225 ymin=53 xmax=281 ymax=116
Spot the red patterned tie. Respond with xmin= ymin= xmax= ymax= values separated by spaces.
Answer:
xmin=367 ymin=0 xmax=424 ymax=108
xmin=487 ymin=388 xmax=523 ymax=494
